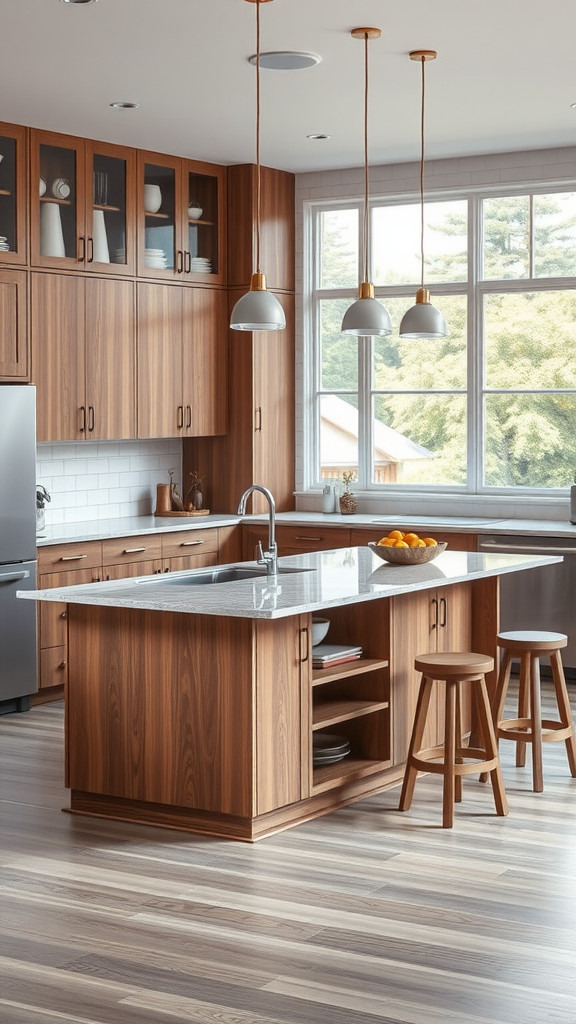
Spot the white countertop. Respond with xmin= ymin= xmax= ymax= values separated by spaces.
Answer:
xmin=19 ymin=547 xmax=561 ymax=620
xmin=36 ymin=513 xmax=241 ymax=546
xmin=35 ymin=510 xmax=576 ymax=546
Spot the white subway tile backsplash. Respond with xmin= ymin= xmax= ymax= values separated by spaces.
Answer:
xmin=37 ymin=439 xmax=183 ymax=527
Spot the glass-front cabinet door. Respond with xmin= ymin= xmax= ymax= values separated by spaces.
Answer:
xmin=137 ymin=152 xmax=226 ymax=284
xmin=0 ymin=122 xmax=27 ymax=265
xmin=86 ymin=141 xmax=136 ymax=276
xmin=31 ymin=130 xmax=135 ymax=274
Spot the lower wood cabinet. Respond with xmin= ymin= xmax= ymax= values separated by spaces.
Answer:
xmin=350 ymin=527 xmax=478 ymax=551
xmin=36 ymin=527 xmax=223 ymax=699
xmin=243 ymin=523 xmax=351 ymax=560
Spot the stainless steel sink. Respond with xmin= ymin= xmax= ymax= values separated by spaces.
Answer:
xmin=137 ymin=566 xmax=313 ymax=586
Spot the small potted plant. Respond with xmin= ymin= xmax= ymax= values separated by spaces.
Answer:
xmin=186 ymin=470 xmax=206 ymax=511
xmin=339 ymin=471 xmax=358 ymax=515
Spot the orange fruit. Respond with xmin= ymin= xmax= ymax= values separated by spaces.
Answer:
xmin=394 ymin=540 xmax=409 ymax=548
xmin=405 ymin=534 xmax=421 ymax=547
xmin=378 ymin=537 xmax=396 ymax=546
xmin=416 ymin=539 xmax=426 ymax=547
xmin=423 ymin=537 xmax=438 ymax=546
xmin=387 ymin=530 xmax=404 ymax=541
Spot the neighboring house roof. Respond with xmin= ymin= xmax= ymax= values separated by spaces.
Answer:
xmin=320 ymin=394 xmax=434 ymax=466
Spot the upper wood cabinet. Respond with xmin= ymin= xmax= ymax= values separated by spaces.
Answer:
xmin=32 ymin=272 xmax=136 ymax=442
xmin=0 ymin=269 xmax=28 ymax=380
xmin=137 ymin=282 xmax=228 ymax=439
xmin=30 ymin=130 xmax=136 ymax=275
xmin=137 ymin=151 xmax=226 ymax=286
xmin=227 ymin=164 xmax=294 ymax=292
xmin=0 ymin=122 xmax=27 ymax=266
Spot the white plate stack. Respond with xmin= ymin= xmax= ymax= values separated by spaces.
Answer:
xmin=113 ymin=248 xmax=126 ymax=264
xmin=144 ymin=247 xmax=168 ymax=269
xmin=189 ymin=257 xmax=212 ymax=273
xmin=0 ymin=235 xmax=10 ymax=252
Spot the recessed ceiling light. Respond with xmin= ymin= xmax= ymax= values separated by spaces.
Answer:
xmin=248 ymin=51 xmax=321 ymax=71
xmin=571 ymin=102 xmax=576 ymax=109
xmin=307 ymin=134 xmax=331 ymax=140
xmin=60 ymin=0 xmax=98 ymax=5
xmin=110 ymin=101 xmax=139 ymax=110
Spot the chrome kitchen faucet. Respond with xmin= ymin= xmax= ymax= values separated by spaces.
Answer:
xmin=237 ymin=485 xmax=278 ymax=577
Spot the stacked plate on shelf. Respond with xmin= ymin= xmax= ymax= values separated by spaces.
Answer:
xmin=113 ymin=248 xmax=126 ymax=265
xmin=189 ymin=256 xmax=212 ymax=273
xmin=144 ymin=247 xmax=168 ymax=269
xmin=313 ymin=732 xmax=351 ymax=767
xmin=0 ymin=236 xmax=10 ymax=251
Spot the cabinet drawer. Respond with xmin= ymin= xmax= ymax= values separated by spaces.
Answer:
xmin=276 ymin=525 xmax=350 ymax=551
xmin=161 ymin=528 xmax=219 ymax=558
xmin=167 ymin=552 xmax=218 ymax=573
xmin=102 ymin=534 xmax=162 ymax=565
xmin=38 ymin=541 xmax=102 ymax=572
xmin=39 ymin=646 xmax=67 ymax=690
xmin=39 ymin=567 xmax=99 ymax=647
xmin=103 ymin=558 xmax=163 ymax=581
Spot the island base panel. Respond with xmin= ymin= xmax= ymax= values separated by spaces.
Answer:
xmin=69 ymin=764 xmax=405 ymax=841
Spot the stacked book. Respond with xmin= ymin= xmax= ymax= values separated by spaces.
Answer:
xmin=312 ymin=643 xmax=363 ymax=669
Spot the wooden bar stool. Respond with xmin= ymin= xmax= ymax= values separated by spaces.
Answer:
xmin=489 ymin=631 xmax=576 ymax=793
xmin=399 ymin=652 xmax=509 ymax=828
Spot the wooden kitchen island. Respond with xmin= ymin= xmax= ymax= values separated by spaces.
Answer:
xmin=21 ymin=546 xmax=560 ymax=840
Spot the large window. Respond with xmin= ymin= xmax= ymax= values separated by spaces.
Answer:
xmin=306 ymin=188 xmax=576 ymax=494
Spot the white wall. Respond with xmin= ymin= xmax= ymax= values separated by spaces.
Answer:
xmin=36 ymin=439 xmax=182 ymax=527
xmin=294 ymin=144 xmax=576 ymax=521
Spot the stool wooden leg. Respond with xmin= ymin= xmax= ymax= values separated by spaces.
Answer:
xmin=529 ymin=654 xmax=544 ymax=793
xmin=516 ymin=652 xmax=531 ymax=768
xmin=399 ymin=676 xmax=434 ymax=813
xmin=455 ymin=683 xmax=463 ymax=804
xmin=443 ymin=680 xmax=457 ymax=828
xmin=550 ymin=650 xmax=576 ymax=778
xmin=480 ymin=649 xmax=513 ymax=784
xmin=476 ymin=678 xmax=509 ymax=817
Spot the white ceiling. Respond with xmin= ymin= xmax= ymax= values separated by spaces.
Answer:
xmin=3 ymin=0 xmax=576 ymax=175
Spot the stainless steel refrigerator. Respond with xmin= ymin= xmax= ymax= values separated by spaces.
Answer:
xmin=0 ymin=385 xmax=37 ymax=713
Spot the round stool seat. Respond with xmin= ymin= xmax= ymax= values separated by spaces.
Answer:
xmin=498 ymin=631 xmax=567 ymax=653
xmin=414 ymin=651 xmax=494 ymax=677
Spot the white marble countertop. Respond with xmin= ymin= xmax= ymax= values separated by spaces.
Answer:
xmin=36 ymin=513 xmax=241 ymax=546
xmin=19 ymin=547 xmax=561 ymax=620
xmin=35 ymin=511 xmax=576 ymax=547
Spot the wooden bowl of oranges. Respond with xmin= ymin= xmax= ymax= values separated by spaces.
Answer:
xmin=368 ymin=530 xmax=447 ymax=565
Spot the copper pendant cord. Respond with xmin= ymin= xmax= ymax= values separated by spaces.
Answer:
xmin=419 ymin=53 xmax=426 ymax=291
xmin=362 ymin=32 xmax=369 ymax=285
xmin=255 ymin=0 xmax=261 ymax=275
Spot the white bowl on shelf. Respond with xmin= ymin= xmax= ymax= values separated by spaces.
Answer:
xmin=188 ymin=203 xmax=202 ymax=220
xmin=312 ymin=617 xmax=330 ymax=645
xmin=144 ymin=183 xmax=162 ymax=213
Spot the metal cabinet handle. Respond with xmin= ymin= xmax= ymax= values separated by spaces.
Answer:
xmin=88 ymin=406 xmax=95 ymax=432
xmin=185 ymin=250 xmax=191 ymax=273
xmin=60 ymin=554 xmax=87 ymax=562
xmin=60 ymin=610 xmax=67 ymax=619
xmin=300 ymin=626 xmax=309 ymax=663
xmin=177 ymin=405 xmax=184 ymax=429
xmin=255 ymin=406 xmax=262 ymax=432
xmin=431 ymin=597 xmax=439 ymax=630
xmin=0 ymin=570 xmax=29 ymax=582
xmin=186 ymin=404 xmax=192 ymax=429
xmin=180 ymin=540 xmax=204 ymax=546
xmin=294 ymin=535 xmax=321 ymax=541
xmin=78 ymin=236 xmax=85 ymax=262
xmin=79 ymin=405 xmax=86 ymax=433
xmin=87 ymin=236 xmax=94 ymax=263
xmin=439 ymin=596 xmax=447 ymax=628
xmin=176 ymin=249 xmax=184 ymax=273
xmin=123 ymin=547 xmax=146 ymax=554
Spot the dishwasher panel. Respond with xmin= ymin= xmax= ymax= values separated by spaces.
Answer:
xmin=478 ymin=535 xmax=576 ymax=674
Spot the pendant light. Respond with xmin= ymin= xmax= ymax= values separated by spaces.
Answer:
xmin=230 ymin=0 xmax=286 ymax=332
xmin=399 ymin=50 xmax=448 ymax=339
xmin=341 ymin=28 xmax=391 ymax=338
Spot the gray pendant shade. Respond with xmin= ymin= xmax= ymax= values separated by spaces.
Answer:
xmin=341 ymin=293 xmax=392 ymax=337
xmin=230 ymin=278 xmax=286 ymax=332
xmin=399 ymin=289 xmax=447 ymax=339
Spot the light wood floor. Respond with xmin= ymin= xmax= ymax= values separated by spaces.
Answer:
xmin=2 ymin=683 xmax=576 ymax=1024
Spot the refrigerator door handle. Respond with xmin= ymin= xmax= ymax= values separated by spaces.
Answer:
xmin=0 ymin=570 xmax=30 ymax=582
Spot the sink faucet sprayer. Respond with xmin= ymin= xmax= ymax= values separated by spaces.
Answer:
xmin=237 ymin=485 xmax=278 ymax=577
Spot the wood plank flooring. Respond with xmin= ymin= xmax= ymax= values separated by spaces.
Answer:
xmin=2 ymin=683 xmax=576 ymax=1024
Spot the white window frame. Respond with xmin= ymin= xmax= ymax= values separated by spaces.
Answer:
xmin=302 ymin=180 xmax=576 ymax=499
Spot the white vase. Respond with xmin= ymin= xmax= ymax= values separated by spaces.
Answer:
xmin=144 ymin=183 xmax=162 ymax=213
xmin=92 ymin=209 xmax=110 ymax=263
xmin=40 ymin=202 xmax=65 ymax=258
